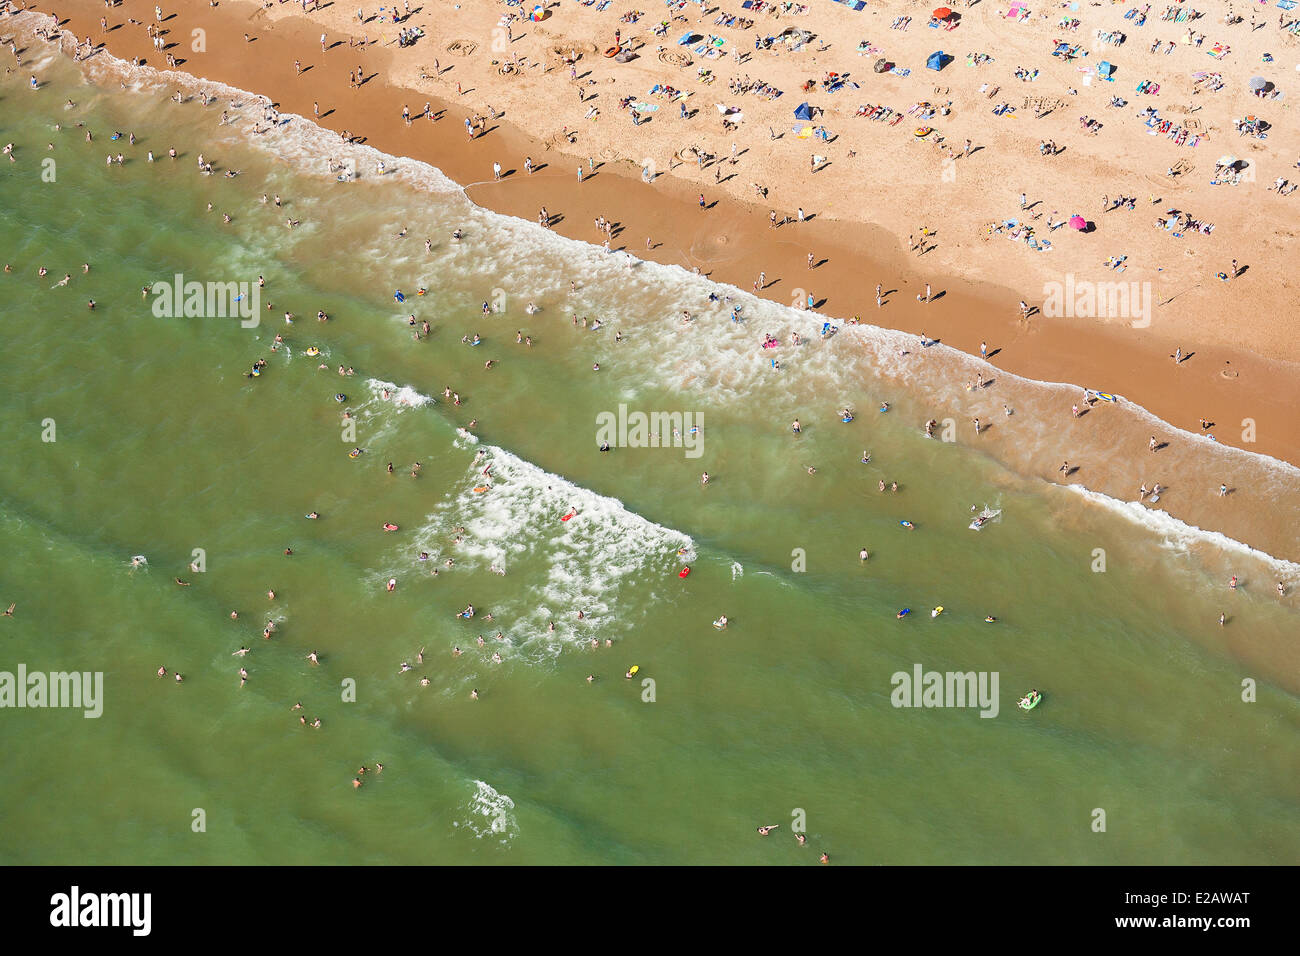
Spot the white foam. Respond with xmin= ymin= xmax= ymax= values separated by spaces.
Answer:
xmin=1067 ymin=485 xmax=1300 ymax=583
xmin=364 ymin=379 xmax=434 ymax=409
xmin=404 ymin=442 xmax=692 ymax=662
xmin=454 ymin=780 xmax=517 ymax=844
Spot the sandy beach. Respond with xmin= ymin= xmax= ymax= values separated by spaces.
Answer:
xmin=17 ymin=0 xmax=1300 ymax=472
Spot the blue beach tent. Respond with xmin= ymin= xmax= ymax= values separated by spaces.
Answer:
xmin=926 ymin=50 xmax=950 ymax=71
xmin=793 ymin=101 xmax=814 ymax=121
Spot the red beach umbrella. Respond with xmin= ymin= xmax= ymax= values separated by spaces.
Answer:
xmin=933 ymin=7 xmax=953 ymax=18
xmin=1069 ymin=215 xmax=1088 ymax=230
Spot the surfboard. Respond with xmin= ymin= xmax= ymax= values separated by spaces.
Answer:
xmin=897 ymin=608 xmax=911 ymax=618
xmin=679 ymin=567 xmax=691 ymax=578
xmin=473 ymin=486 xmax=490 ymax=494
xmin=931 ymin=606 xmax=944 ymax=618
xmin=627 ymin=665 xmax=639 ymax=677
xmin=1092 ymin=391 xmax=1119 ymax=403
xmin=560 ymin=512 xmax=575 ymax=521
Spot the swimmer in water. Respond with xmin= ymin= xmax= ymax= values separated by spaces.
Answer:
xmin=756 ymin=825 xmax=779 ymax=836
xmin=861 ymin=451 xmax=871 ymax=463
xmin=859 ymin=549 xmax=869 ymax=562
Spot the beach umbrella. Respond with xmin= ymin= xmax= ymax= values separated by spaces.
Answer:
xmin=1069 ymin=215 xmax=1087 ymax=231
xmin=1216 ymin=154 xmax=1237 ymax=168
xmin=1248 ymin=76 xmax=1267 ymax=91
xmin=933 ymin=6 xmax=953 ymax=18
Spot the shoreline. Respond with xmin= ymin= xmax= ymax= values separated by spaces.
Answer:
xmin=30 ymin=0 xmax=1300 ymax=473
xmin=12 ymin=1 xmax=1300 ymax=563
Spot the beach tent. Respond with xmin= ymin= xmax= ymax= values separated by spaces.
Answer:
xmin=926 ymin=51 xmax=950 ymax=71
xmin=1098 ymin=60 xmax=1115 ymax=80
xmin=794 ymin=102 xmax=814 ymax=121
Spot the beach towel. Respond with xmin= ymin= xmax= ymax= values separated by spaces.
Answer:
xmin=1279 ymin=0 xmax=1297 ymax=9
xmin=891 ymin=66 xmax=911 ymax=76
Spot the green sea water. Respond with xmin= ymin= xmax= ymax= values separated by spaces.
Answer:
xmin=1 ymin=29 xmax=1298 ymax=865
